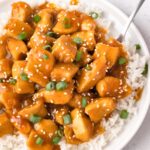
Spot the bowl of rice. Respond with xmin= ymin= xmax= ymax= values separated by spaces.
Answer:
xmin=0 ymin=0 xmax=149 ymax=150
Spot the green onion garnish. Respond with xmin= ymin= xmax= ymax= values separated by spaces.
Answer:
xmin=56 ymin=81 xmax=68 ymax=91
xmin=142 ymin=63 xmax=148 ymax=76
xmin=118 ymin=57 xmax=127 ymax=65
xmin=42 ymin=54 xmax=49 ymax=60
xmin=56 ymin=129 xmax=63 ymax=137
xmin=36 ymin=137 xmax=44 ymax=145
xmin=75 ymin=51 xmax=83 ymax=62
xmin=63 ymin=114 xmax=72 ymax=125
xmin=9 ymin=78 xmax=17 ymax=85
xmin=20 ymin=73 xmax=29 ymax=81
xmin=135 ymin=44 xmax=141 ymax=50
xmin=63 ymin=17 xmax=72 ymax=29
xmin=52 ymin=136 xmax=61 ymax=144
xmin=18 ymin=32 xmax=27 ymax=41
xmin=33 ymin=15 xmax=41 ymax=23
xmin=46 ymin=32 xmax=58 ymax=38
xmin=46 ymin=81 xmax=56 ymax=91
xmin=89 ymin=12 xmax=99 ymax=19
xmin=120 ymin=110 xmax=129 ymax=119
xmin=85 ymin=64 xmax=92 ymax=71
xmin=43 ymin=45 xmax=51 ymax=51
xmin=29 ymin=114 xmax=42 ymax=124
xmin=81 ymin=97 xmax=87 ymax=108
xmin=73 ymin=37 xmax=83 ymax=45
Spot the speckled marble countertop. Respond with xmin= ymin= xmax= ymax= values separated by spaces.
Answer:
xmin=107 ymin=0 xmax=150 ymax=150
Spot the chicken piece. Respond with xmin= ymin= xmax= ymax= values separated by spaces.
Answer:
xmin=11 ymin=116 xmax=31 ymax=135
xmin=0 ymin=83 xmax=20 ymax=113
xmin=12 ymin=2 xmax=33 ymax=22
xmin=5 ymin=19 xmax=33 ymax=40
xmin=0 ymin=113 xmax=14 ymax=137
xmin=85 ymin=98 xmax=116 ymax=122
xmin=77 ymin=56 xmax=106 ymax=93
xmin=50 ymin=63 xmax=78 ymax=82
xmin=38 ymin=82 xmax=74 ymax=104
xmin=28 ymin=31 xmax=55 ymax=49
xmin=27 ymin=130 xmax=54 ymax=150
xmin=36 ymin=9 xmax=54 ymax=33
xmin=52 ymin=35 xmax=77 ymax=63
xmin=15 ymin=78 xmax=35 ymax=94
xmin=7 ymin=37 xmax=28 ymax=60
xmin=64 ymin=125 xmax=81 ymax=144
xmin=12 ymin=61 xmax=35 ymax=94
xmin=71 ymin=108 xmax=93 ymax=141
xmin=18 ymin=98 xmax=47 ymax=119
xmin=72 ymin=30 xmax=96 ymax=51
xmin=93 ymin=43 xmax=120 ymax=69
xmin=34 ymin=119 xmax=58 ymax=140
xmin=96 ymin=76 xmax=121 ymax=97
xmin=0 ymin=36 xmax=8 ymax=59
xmin=53 ymin=10 xmax=80 ymax=34
xmin=25 ymin=49 xmax=55 ymax=87
xmin=54 ymin=107 xmax=68 ymax=125
xmin=80 ymin=16 xmax=96 ymax=31
xmin=0 ymin=59 xmax=12 ymax=78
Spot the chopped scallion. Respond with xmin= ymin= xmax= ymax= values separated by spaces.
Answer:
xmin=36 ymin=137 xmax=44 ymax=145
xmin=63 ymin=17 xmax=72 ymax=29
xmin=81 ymin=97 xmax=87 ymax=108
xmin=75 ymin=51 xmax=83 ymax=62
xmin=142 ymin=63 xmax=148 ymax=76
xmin=135 ymin=44 xmax=141 ymax=50
xmin=89 ymin=12 xmax=99 ymax=19
xmin=9 ymin=78 xmax=17 ymax=85
xmin=46 ymin=81 xmax=56 ymax=91
xmin=29 ymin=114 xmax=42 ymax=123
xmin=63 ymin=114 xmax=72 ymax=125
xmin=20 ymin=73 xmax=29 ymax=81
xmin=56 ymin=81 xmax=68 ymax=91
xmin=120 ymin=110 xmax=129 ymax=119
xmin=52 ymin=136 xmax=61 ymax=144
xmin=73 ymin=37 xmax=83 ymax=45
xmin=118 ymin=57 xmax=127 ymax=65
xmin=33 ymin=15 xmax=41 ymax=23
xmin=18 ymin=32 xmax=27 ymax=41
xmin=42 ymin=54 xmax=49 ymax=60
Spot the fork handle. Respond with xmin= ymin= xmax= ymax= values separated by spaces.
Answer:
xmin=122 ymin=0 xmax=146 ymax=37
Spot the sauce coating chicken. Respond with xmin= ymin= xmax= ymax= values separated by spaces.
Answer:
xmin=0 ymin=1 xmax=135 ymax=149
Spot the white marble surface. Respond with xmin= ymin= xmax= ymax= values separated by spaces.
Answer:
xmin=107 ymin=0 xmax=150 ymax=150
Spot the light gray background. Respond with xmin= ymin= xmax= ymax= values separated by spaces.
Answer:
xmin=107 ymin=0 xmax=150 ymax=150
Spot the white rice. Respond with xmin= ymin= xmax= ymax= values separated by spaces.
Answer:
xmin=0 ymin=0 xmax=148 ymax=150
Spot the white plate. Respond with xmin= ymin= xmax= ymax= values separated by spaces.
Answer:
xmin=0 ymin=0 xmax=150 ymax=150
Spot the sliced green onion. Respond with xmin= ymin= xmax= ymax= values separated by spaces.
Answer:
xmin=75 ymin=51 xmax=83 ymax=62
xmin=81 ymin=97 xmax=87 ymax=108
xmin=73 ymin=37 xmax=83 ymax=45
xmin=52 ymin=136 xmax=61 ymax=144
xmin=63 ymin=17 xmax=72 ymax=29
xmin=118 ymin=57 xmax=127 ymax=65
xmin=120 ymin=110 xmax=129 ymax=119
xmin=46 ymin=32 xmax=58 ymax=38
xmin=42 ymin=54 xmax=49 ymax=60
xmin=85 ymin=64 xmax=92 ymax=71
xmin=43 ymin=45 xmax=51 ymax=51
xmin=9 ymin=78 xmax=17 ymax=85
xmin=20 ymin=73 xmax=29 ymax=81
xmin=36 ymin=137 xmax=44 ymax=145
xmin=63 ymin=114 xmax=72 ymax=125
xmin=46 ymin=81 xmax=56 ymax=91
xmin=33 ymin=15 xmax=41 ymax=23
xmin=89 ymin=12 xmax=99 ymax=19
xmin=56 ymin=129 xmax=63 ymax=137
xmin=18 ymin=32 xmax=27 ymax=40
xmin=29 ymin=114 xmax=42 ymax=123
xmin=135 ymin=44 xmax=141 ymax=50
xmin=142 ymin=63 xmax=148 ymax=76
xmin=56 ymin=81 xmax=68 ymax=91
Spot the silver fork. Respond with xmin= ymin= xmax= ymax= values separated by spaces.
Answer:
xmin=117 ymin=0 xmax=146 ymax=42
